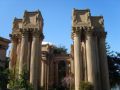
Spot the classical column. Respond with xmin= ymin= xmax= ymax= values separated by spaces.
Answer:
xmin=98 ymin=32 xmax=110 ymax=90
xmin=72 ymin=27 xmax=82 ymax=90
xmin=85 ymin=30 xmax=96 ymax=89
xmin=70 ymin=58 xmax=74 ymax=75
xmin=15 ymin=39 xmax=21 ymax=74
xmin=93 ymin=35 xmax=101 ymax=90
xmin=46 ymin=59 xmax=49 ymax=90
xmin=40 ymin=60 xmax=45 ymax=87
xmin=82 ymin=44 xmax=87 ymax=81
xmin=27 ymin=39 xmax=31 ymax=71
xmin=44 ymin=60 xmax=47 ymax=90
xmin=19 ymin=30 xmax=28 ymax=74
xmin=30 ymin=30 xmax=41 ymax=90
xmin=9 ymin=35 xmax=17 ymax=70
xmin=37 ymin=39 xmax=41 ymax=89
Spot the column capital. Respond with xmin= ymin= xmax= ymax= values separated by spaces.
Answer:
xmin=85 ymin=30 xmax=94 ymax=37
xmin=71 ymin=27 xmax=81 ymax=39
xmin=20 ymin=29 xmax=29 ymax=37
xmin=32 ymin=29 xmax=44 ymax=40
xmin=99 ymin=31 xmax=107 ymax=39
xmin=9 ymin=34 xmax=20 ymax=43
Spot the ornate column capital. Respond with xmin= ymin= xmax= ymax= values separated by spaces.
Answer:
xmin=9 ymin=34 xmax=21 ymax=43
xmin=85 ymin=29 xmax=98 ymax=38
xmin=99 ymin=31 xmax=107 ymax=39
xmin=20 ymin=29 xmax=29 ymax=38
xmin=32 ymin=28 xmax=44 ymax=40
xmin=9 ymin=34 xmax=16 ymax=42
xmin=71 ymin=27 xmax=81 ymax=39
xmin=85 ymin=30 xmax=94 ymax=37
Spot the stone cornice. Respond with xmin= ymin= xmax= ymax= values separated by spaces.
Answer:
xmin=0 ymin=37 xmax=10 ymax=43
xmin=0 ymin=45 xmax=8 ymax=50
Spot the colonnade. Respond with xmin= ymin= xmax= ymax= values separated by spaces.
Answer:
xmin=72 ymin=26 xmax=110 ymax=90
xmin=9 ymin=29 xmax=43 ymax=90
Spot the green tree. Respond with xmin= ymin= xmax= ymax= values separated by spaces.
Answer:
xmin=106 ymin=43 xmax=120 ymax=87
xmin=0 ymin=59 xmax=9 ymax=90
xmin=8 ymin=67 xmax=33 ymax=90
xmin=80 ymin=82 xmax=93 ymax=90
xmin=53 ymin=46 xmax=67 ymax=54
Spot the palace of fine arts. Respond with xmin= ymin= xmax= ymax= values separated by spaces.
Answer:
xmin=0 ymin=8 xmax=113 ymax=90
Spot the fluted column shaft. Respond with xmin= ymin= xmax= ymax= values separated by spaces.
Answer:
xmin=37 ymin=40 xmax=41 ymax=88
xmin=40 ymin=60 xmax=45 ymax=87
xmin=70 ymin=58 xmax=74 ymax=75
xmin=94 ymin=35 xmax=101 ymax=90
xmin=15 ymin=39 xmax=21 ymax=74
xmin=73 ymin=28 xmax=82 ymax=90
xmin=19 ymin=31 xmax=28 ymax=74
xmin=86 ymin=31 xmax=96 ymax=89
xmin=99 ymin=32 xmax=110 ymax=90
xmin=9 ymin=37 xmax=17 ymax=70
xmin=30 ymin=31 xmax=41 ymax=90
xmin=27 ymin=40 xmax=31 ymax=71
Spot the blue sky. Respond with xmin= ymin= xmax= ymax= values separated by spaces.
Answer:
xmin=0 ymin=0 xmax=120 ymax=53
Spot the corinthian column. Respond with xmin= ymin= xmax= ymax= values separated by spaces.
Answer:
xmin=30 ymin=30 xmax=41 ymax=90
xmin=9 ymin=35 xmax=17 ymax=70
xmin=40 ymin=60 xmax=45 ymax=87
xmin=85 ymin=30 xmax=96 ymax=89
xmin=98 ymin=32 xmax=110 ymax=90
xmin=93 ymin=34 xmax=101 ymax=90
xmin=19 ymin=30 xmax=28 ymax=75
xmin=15 ymin=39 xmax=21 ymax=74
xmin=72 ymin=27 xmax=82 ymax=90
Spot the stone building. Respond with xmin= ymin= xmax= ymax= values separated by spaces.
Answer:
xmin=9 ymin=9 xmax=110 ymax=90
xmin=0 ymin=36 xmax=10 ymax=67
xmin=41 ymin=43 xmax=71 ymax=90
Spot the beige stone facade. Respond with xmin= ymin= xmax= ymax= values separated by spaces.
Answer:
xmin=9 ymin=9 xmax=110 ymax=90
xmin=0 ymin=37 xmax=10 ymax=67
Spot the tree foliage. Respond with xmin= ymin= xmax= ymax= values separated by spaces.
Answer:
xmin=53 ymin=46 xmax=67 ymax=54
xmin=106 ymin=43 xmax=120 ymax=87
xmin=80 ymin=82 xmax=93 ymax=90
xmin=8 ymin=67 xmax=33 ymax=90
xmin=0 ymin=59 xmax=9 ymax=90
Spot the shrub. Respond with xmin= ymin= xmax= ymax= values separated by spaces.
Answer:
xmin=80 ymin=82 xmax=94 ymax=90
